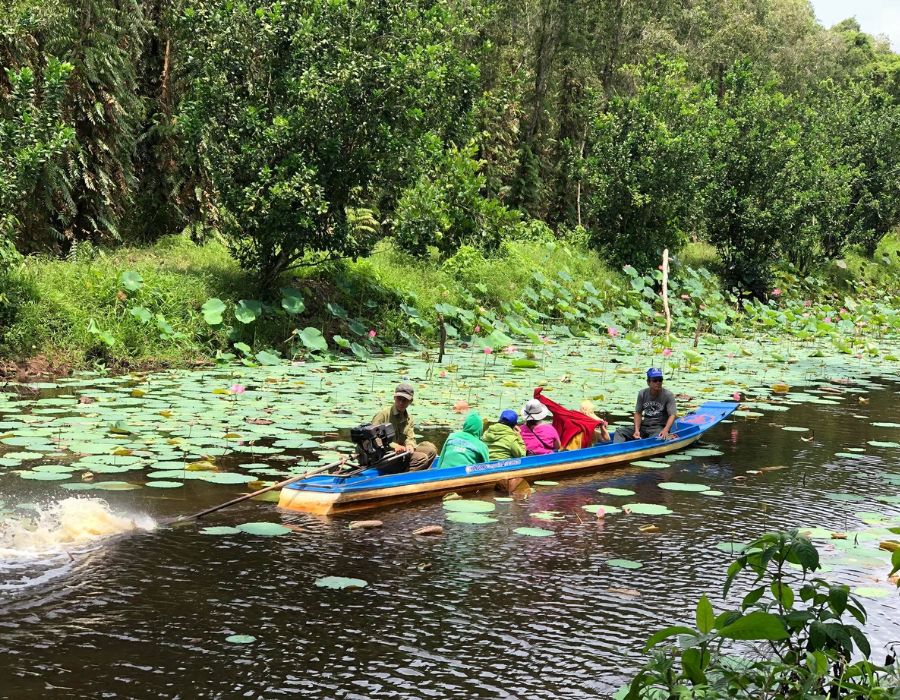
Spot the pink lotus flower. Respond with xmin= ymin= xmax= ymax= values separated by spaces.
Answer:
xmin=732 ymin=392 xmax=741 ymax=402
xmin=368 ymin=329 xmax=376 ymax=339
xmin=483 ymin=346 xmax=493 ymax=355
xmin=855 ymin=353 xmax=863 ymax=359
xmin=230 ymin=384 xmax=246 ymax=394
xmin=680 ymin=294 xmax=691 ymax=301
xmin=607 ymin=326 xmax=619 ymax=338
xmin=839 ymin=307 xmax=847 ymax=315
xmin=803 ymin=299 xmax=812 ymax=307
xmin=727 ymin=352 xmax=735 ymax=359
xmin=771 ymin=288 xmax=782 ymax=297
xmin=699 ymin=304 xmax=706 ymax=310
xmin=439 ymin=370 xmax=447 ymax=378
xmin=824 ymin=316 xmax=832 ymax=323
xmin=474 ymin=325 xmax=481 ymax=334
xmin=504 ymin=345 xmax=518 ymax=354
xmin=662 ymin=348 xmax=672 ymax=357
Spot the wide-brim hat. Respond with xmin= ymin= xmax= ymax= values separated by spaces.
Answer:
xmin=522 ymin=398 xmax=551 ymax=421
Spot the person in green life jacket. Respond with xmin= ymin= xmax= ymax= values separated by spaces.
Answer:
xmin=436 ymin=411 xmax=490 ymax=469
xmin=483 ymin=410 xmax=526 ymax=461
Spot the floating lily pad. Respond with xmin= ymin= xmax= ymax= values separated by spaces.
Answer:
xmin=715 ymin=541 xmax=747 ymax=554
xmin=834 ymin=452 xmax=867 ymax=460
xmin=533 ymin=480 xmax=559 ymax=486
xmin=699 ymin=490 xmax=724 ymax=496
xmin=513 ymin=527 xmax=554 ymax=537
xmin=872 ymin=422 xmax=900 ymax=428
xmin=684 ymin=448 xmax=723 ymax=457
xmin=494 ymin=497 xmax=513 ymax=502
xmin=582 ymin=504 xmax=622 ymax=515
xmin=17 ymin=471 xmax=71 ymax=481
xmin=443 ymin=499 xmax=495 ymax=513
xmin=93 ymin=481 xmax=142 ymax=491
xmin=630 ymin=460 xmax=669 ymax=469
xmin=657 ymin=482 xmax=709 ymax=492
xmin=781 ymin=426 xmax=810 ymax=432
xmin=598 ymin=487 xmax=635 ymax=497
xmin=531 ymin=510 xmax=565 ymax=520
xmin=852 ymin=586 xmax=891 ymax=599
xmin=868 ymin=441 xmax=900 ymax=448
xmin=607 ymin=559 xmax=642 ymax=570
xmin=236 ymin=521 xmax=291 ymax=536
xmin=446 ymin=512 xmax=497 ymax=524
xmin=225 ymin=634 xmax=256 ymax=644
xmin=622 ymin=503 xmax=673 ymax=515
xmin=314 ymin=576 xmax=367 ymax=590
xmin=824 ymin=493 xmax=867 ymax=502
xmin=146 ymin=480 xmax=183 ymax=488
xmin=201 ymin=526 xmax=241 ymax=535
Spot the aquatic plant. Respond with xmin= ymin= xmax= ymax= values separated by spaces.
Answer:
xmin=619 ymin=530 xmax=900 ymax=699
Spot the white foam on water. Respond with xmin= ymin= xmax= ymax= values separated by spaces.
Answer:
xmin=0 ymin=497 xmax=156 ymax=561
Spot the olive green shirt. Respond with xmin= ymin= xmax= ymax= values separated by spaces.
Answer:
xmin=372 ymin=405 xmax=417 ymax=449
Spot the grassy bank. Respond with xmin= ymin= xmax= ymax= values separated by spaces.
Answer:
xmin=1 ymin=233 xmax=899 ymax=373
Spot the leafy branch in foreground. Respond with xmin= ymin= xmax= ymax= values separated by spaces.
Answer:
xmin=621 ymin=530 xmax=900 ymax=699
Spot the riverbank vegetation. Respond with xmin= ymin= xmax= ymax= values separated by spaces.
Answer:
xmin=2 ymin=0 xmax=900 ymax=370
xmin=620 ymin=530 xmax=900 ymax=699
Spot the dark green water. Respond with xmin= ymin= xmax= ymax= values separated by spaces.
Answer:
xmin=1 ymin=378 xmax=899 ymax=698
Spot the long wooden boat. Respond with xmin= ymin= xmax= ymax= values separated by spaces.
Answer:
xmin=278 ymin=401 xmax=737 ymax=515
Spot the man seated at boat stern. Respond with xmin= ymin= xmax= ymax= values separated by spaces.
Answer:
xmin=435 ymin=411 xmax=490 ymax=469
xmin=613 ymin=368 xmax=677 ymax=443
xmin=372 ymin=383 xmax=438 ymax=471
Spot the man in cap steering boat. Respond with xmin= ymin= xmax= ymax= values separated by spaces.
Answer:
xmin=371 ymin=382 xmax=438 ymax=471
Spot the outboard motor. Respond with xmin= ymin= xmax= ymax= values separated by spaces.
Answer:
xmin=350 ymin=423 xmax=395 ymax=467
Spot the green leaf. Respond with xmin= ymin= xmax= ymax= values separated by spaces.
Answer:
xmin=297 ymin=327 xmax=328 ymax=353
xmin=202 ymin=298 xmax=226 ymax=325
xmin=828 ymin=585 xmax=849 ymax=616
xmin=643 ymin=625 xmax=696 ymax=651
xmin=332 ymin=334 xmax=351 ymax=349
xmin=281 ymin=287 xmax=305 ymax=314
xmin=717 ymin=611 xmax=788 ymax=641
xmin=741 ymin=586 xmax=766 ymax=610
xmin=681 ymin=646 xmax=707 ymax=685
xmin=234 ymin=299 xmax=263 ymax=324
xmin=696 ymin=594 xmax=714 ymax=634
xmin=120 ymin=270 xmax=143 ymax=292
xmin=770 ymin=581 xmax=794 ymax=610
xmin=891 ymin=549 xmax=900 ymax=578
xmin=233 ymin=342 xmax=252 ymax=356
xmin=129 ymin=306 xmax=152 ymax=324
xmin=255 ymin=350 xmax=281 ymax=365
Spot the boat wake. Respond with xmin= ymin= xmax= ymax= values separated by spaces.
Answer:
xmin=0 ymin=497 xmax=156 ymax=562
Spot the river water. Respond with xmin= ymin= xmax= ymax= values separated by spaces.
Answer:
xmin=1 ymin=356 xmax=899 ymax=698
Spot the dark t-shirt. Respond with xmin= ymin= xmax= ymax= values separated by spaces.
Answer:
xmin=635 ymin=388 xmax=676 ymax=429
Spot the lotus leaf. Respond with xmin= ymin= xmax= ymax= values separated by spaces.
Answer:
xmin=824 ymin=493 xmax=866 ymax=502
xmin=202 ymin=298 xmax=226 ymax=325
xmin=297 ymin=327 xmax=328 ymax=353
xmin=314 ymin=576 xmax=367 ymax=590
xmin=852 ymin=586 xmax=890 ymax=599
xmin=201 ymin=526 xmax=241 ymax=535
xmin=658 ymin=482 xmax=709 ymax=492
xmin=446 ymin=512 xmax=497 ymax=524
xmin=17 ymin=471 xmax=71 ymax=481
xmin=443 ymin=499 xmax=495 ymax=513
xmin=225 ymin=635 xmax=257 ymax=644
xmin=513 ymin=527 xmax=554 ymax=537
xmin=236 ymin=522 xmax=291 ymax=536
xmin=607 ymin=559 xmax=642 ymax=569
xmin=234 ymin=299 xmax=263 ymax=324
xmin=622 ymin=503 xmax=673 ymax=515
xmin=630 ymin=460 xmax=669 ymax=469
xmin=699 ymin=490 xmax=724 ymax=496
xmin=146 ymin=480 xmax=183 ymax=488
xmin=582 ymin=504 xmax=622 ymax=514
xmin=598 ymin=487 xmax=635 ymax=496
xmin=120 ymin=270 xmax=143 ymax=292
xmin=868 ymin=440 xmax=900 ymax=448
xmin=533 ymin=480 xmax=558 ymax=486
xmin=684 ymin=448 xmax=723 ymax=457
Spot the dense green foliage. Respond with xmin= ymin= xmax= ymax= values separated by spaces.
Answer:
xmin=1 ymin=0 xmax=899 ymax=296
xmin=622 ymin=531 xmax=900 ymax=699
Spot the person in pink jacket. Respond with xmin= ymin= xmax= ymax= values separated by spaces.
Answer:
xmin=519 ymin=399 xmax=561 ymax=455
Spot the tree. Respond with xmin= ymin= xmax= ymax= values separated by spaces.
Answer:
xmin=177 ymin=0 xmax=480 ymax=284
xmin=583 ymin=59 xmax=710 ymax=269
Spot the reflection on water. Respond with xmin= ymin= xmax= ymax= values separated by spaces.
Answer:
xmin=1 ymin=379 xmax=899 ymax=698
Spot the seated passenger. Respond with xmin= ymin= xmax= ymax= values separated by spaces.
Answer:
xmin=520 ymin=399 xmax=561 ymax=455
xmin=613 ymin=368 xmax=677 ymax=443
xmin=483 ymin=410 xmax=527 ymax=461
xmin=436 ymin=411 xmax=490 ymax=468
xmin=580 ymin=400 xmax=611 ymax=444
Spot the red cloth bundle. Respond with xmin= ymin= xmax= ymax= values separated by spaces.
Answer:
xmin=533 ymin=387 xmax=605 ymax=449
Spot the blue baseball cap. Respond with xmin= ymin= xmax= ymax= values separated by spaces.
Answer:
xmin=499 ymin=409 xmax=518 ymax=426
xmin=646 ymin=368 xmax=664 ymax=379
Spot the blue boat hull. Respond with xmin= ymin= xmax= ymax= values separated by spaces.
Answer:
xmin=278 ymin=401 xmax=737 ymax=514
